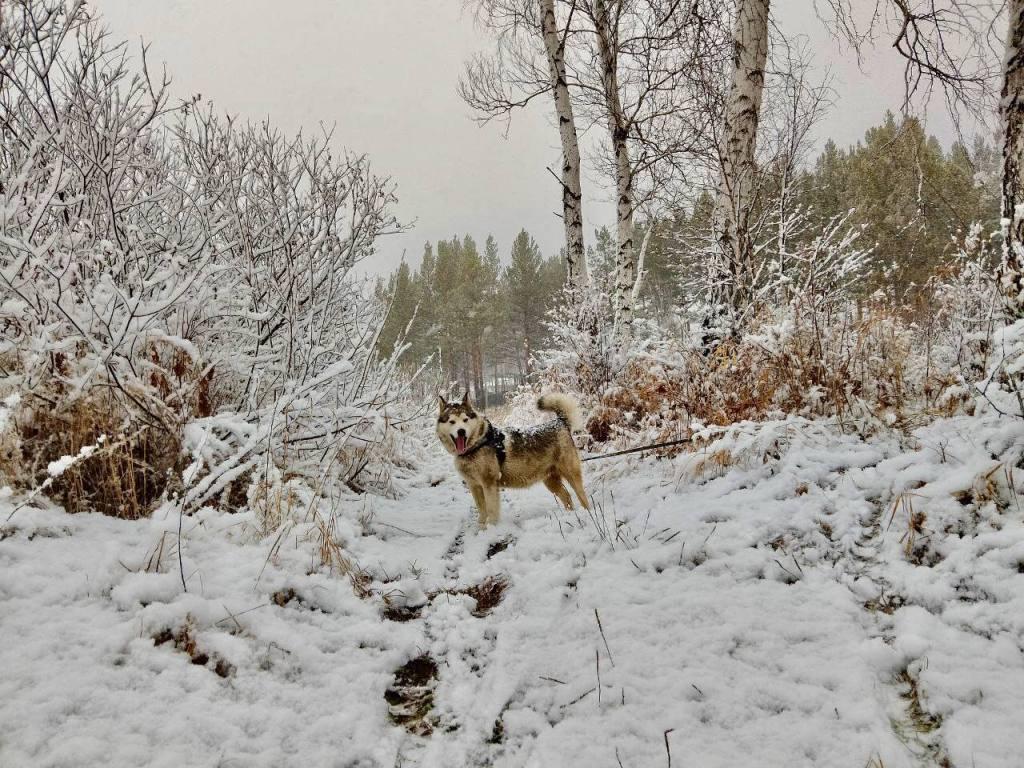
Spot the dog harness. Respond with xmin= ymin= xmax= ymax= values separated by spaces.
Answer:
xmin=464 ymin=423 xmax=506 ymax=466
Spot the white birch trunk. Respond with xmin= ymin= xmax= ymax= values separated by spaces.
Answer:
xmin=707 ymin=0 xmax=770 ymax=343
xmin=630 ymin=221 xmax=654 ymax=305
xmin=594 ymin=0 xmax=636 ymax=349
xmin=1002 ymin=0 xmax=1024 ymax=316
xmin=540 ymin=0 xmax=588 ymax=291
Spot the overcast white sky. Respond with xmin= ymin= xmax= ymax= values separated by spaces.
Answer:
xmin=94 ymin=0 xmax=977 ymax=276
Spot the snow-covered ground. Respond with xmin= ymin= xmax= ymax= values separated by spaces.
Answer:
xmin=2 ymin=413 xmax=1023 ymax=768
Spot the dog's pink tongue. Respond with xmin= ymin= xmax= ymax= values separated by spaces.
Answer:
xmin=455 ymin=434 xmax=467 ymax=454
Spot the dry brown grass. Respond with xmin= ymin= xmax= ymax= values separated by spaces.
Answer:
xmin=900 ymin=673 xmax=935 ymax=723
xmin=1 ymin=340 xmax=216 ymax=519
xmin=3 ymin=392 xmax=179 ymax=519
xmin=433 ymin=575 xmax=510 ymax=618
xmin=891 ymin=667 xmax=953 ymax=767
xmin=251 ymin=476 xmax=300 ymax=534
xmin=310 ymin=510 xmax=372 ymax=598
xmin=152 ymin=614 xmax=233 ymax=678
xmin=690 ymin=448 xmax=734 ymax=479
xmin=584 ymin=303 xmax=966 ymax=448
xmin=886 ymin=492 xmax=942 ymax=567
xmin=381 ymin=574 xmax=510 ymax=622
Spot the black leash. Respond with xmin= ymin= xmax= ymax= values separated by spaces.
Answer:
xmin=581 ymin=436 xmax=694 ymax=462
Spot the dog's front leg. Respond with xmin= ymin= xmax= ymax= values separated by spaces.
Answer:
xmin=468 ymin=483 xmax=489 ymax=528
xmin=483 ymin=485 xmax=501 ymax=527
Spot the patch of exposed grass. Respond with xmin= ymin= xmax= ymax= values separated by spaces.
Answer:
xmin=385 ymin=654 xmax=439 ymax=736
xmin=153 ymin=616 xmax=233 ymax=678
xmin=486 ymin=536 xmax=515 ymax=559
xmin=863 ymin=592 xmax=906 ymax=615
xmin=432 ymin=575 xmax=510 ymax=618
xmin=889 ymin=666 xmax=953 ymax=767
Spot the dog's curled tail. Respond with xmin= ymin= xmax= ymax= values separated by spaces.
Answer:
xmin=537 ymin=393 xmax=585 ymax=432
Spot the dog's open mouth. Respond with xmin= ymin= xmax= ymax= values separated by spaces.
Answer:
xmin=453 ymin=434 xmax=467 ymax=454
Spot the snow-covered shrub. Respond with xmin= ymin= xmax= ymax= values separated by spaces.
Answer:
xmin=745 ymin=301 xmax=918 ymax=423
xmin=0 ymin=3 xmax=214 ymax=510
xmin=681 ymin=201 xmax=872 ymax=345
xmin=557 ymin=284 xmax=986 ymax=449
xmin=926 ymin=224 xmax=1002 ymax=410
xmin=536 ymin=204 xmax=889 ymax=445
xmin=551 ymin=204 xmax=1005 ymax=447
xmin=167 ymin=106 xmax=410 ymax=512
xmin=499 ymin=387 xmax=549 ymax=427
xmin=537 ymin=282 xmax=690 ymax=446
xmin=584 ymin=353 xmax=691 ymax=444
xmin=539 ymin=285 xmax=617 ymax=398
xmin=972 ymin=318 xmax=1024 ymax=420
xmin=0 ymin=1 xmax=411 ymax=517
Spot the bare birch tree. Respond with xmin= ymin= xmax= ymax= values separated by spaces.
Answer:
xmin=465 ymin=0 xmax=733 ymax=350
xmin=704 ymin=0 xmax=770 ymax=345
xmin=817 ymin=0 xmax=999 ymax=130
xmin=591 ymin=0 xmax=638 ymax=345
xmin=460 ymin=0 xmax=589 ymax=291
xmin=540 ymin=0 xmax=589 ymax=289
xmin=574 ymin=0 xmax=731 ymax=347
xmin=757 ymin=37 xmax=835 ymax=302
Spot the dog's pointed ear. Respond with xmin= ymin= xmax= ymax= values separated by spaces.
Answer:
xmin=461 ymin=391 xmax=472 ymax=409
xmin=437 ymin=394 xmax=448 ymax=413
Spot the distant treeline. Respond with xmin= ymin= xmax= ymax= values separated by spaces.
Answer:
xmin=375 ymin=231 xmax=565 ymax=401
xmin=377 ymin=113 xmax=1000 ymax=395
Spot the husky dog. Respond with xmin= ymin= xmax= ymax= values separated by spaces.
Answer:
xmin=436 ymin=392 xmax=591 ymax=528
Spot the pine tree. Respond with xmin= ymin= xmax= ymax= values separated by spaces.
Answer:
xmin=797 ymin=114 xmax=999 ymax=296
xmin=479 ymin=235 xmax=505 ymax=403
xmin=640 ymin=215 xmax=686 ymax=324
xmin=457 ymin=234 xmax=489 ymax=399
xmin=806 ymin=140 xmax=848 ymax=221
xmin=588 ymin=226 xmax=617 ymax=293
xmin=409 ymin=242 xmax=438 ymax=365
xmin=431 ymin=237 xmax=468 ymax=390
xmin=504 ymin=229 xmax=548 ymax=378
xmin=376 ymin=260 xmax=417 ymax=358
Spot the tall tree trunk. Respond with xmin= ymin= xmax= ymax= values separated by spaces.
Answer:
xmin=540 ymin=0 xmax=588 ymax=291
xmin=491 ymin=356 xmax=498 ymax=407
xmin=706 ymin=0 xmax=770 ymax=345
xmin=593 ymin=0 xmax=635 ymax=349
xmin=472 ymin=344 xmax=484 ymax=405
xmin=1002 ymin=0 xmax=1024 ymax=317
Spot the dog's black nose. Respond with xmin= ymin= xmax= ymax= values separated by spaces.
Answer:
xmin=457 ymin=428 xmax=466 ymax=437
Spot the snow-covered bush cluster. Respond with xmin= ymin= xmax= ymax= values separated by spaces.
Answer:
xmin=0 ymin=0 xmax=410 ymax=517
xmin=537 ymin=218 xmax=1002 ymax=449
xmin=538 ymin=286 xmax=618 ymax=398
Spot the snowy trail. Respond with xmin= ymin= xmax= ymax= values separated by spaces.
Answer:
xmin=2 ymin=416 xmax=1024 ymax=767
xmin=366 ymin=440 xmax=911 ymax=768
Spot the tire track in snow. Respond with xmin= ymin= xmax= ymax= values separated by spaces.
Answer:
xmin=385 ymin=481 xmax=517 ymax=764
xmin=421 ymin=517 xmax=515 ymax=762
xmin=442 ymin=522 xmax=466 ymax=581
xmin=843 ymin=495 xmax=954 ymax=767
